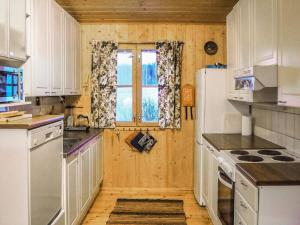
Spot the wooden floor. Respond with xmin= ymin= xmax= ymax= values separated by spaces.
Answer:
xmin=82 ymin=189 xmax=213 ymax=225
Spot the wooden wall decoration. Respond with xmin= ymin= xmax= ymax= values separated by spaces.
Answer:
xmin=76 ymin=23 xmax=226 ymax=191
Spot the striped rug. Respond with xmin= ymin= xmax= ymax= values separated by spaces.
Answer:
xmin=106 ymin=199 xmax=187 ymax=225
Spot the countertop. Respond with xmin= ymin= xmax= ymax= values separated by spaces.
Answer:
xmin=202 ymin=133 xmax=284 ymax=151
xmin=63 ymin=128 xmax=103 ymax=158
xmin=237 ymin=163 xmax=300 ymax=186
xmin=0 ymin=114 xmax=64 ymax=129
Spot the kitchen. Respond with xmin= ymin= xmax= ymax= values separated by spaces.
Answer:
xmin=0 ymin=0 xmax=300 ymax=225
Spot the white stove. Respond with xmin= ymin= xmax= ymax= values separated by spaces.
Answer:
xmin=217 ymin=149 xmax=300 ymax=182
xmin=223 ymin=149 xmax=300 ymax=164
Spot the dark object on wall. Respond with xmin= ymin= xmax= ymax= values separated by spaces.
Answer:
xmin=204 ymin=41 xmax=218 ymax=55
xmin=130 ymin=132 xmax=145 ymax=152
xmin=126 ymin=131 xmax=157 ymax=152
xmin=182 ymin=84 xmax=195 ymax=120
xmin=207 ymin=63 xmax=227 ymax=69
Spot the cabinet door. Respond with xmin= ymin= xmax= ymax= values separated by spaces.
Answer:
xmin=74 ymin=21 xmax=81 ymax=95
xmin=209 ymin=153 xmax=219 ymax=221
xmin=202 ymin=145 xmax=211 ymax=204
xmin=278 ymin=0 xmax=300 ymax=107
xmin=66 ymin=157 xmax=79 ymax=225
xmin=32 ymin=0 xmax=50 ymax=96
xmin=63 ymin=13 xmax=74 ymax=95
xmin=226 ymin=8 xmax=239 ymax=100
xmin=98 ymin=136 xmax=103 ymax=184
xmin=238 ymin=0 xmax=253 ymax=71
xmin=253 ymin=0 xmax=278 ymax=66
xmin=9 ymin=0 xmax=26 ymax=60
xmin=80 ymin=147 xmax=91 ymax=211
xmin=91 ymin=141 xmax=98 ymax=194
xmin=49 ymin=1 xmax=63 ymax=95
xmin=0 ymin=0 xmax=9 ymax=57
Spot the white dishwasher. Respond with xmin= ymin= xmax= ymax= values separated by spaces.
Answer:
xmin=29 ymin=121 xmax=64 ymax=225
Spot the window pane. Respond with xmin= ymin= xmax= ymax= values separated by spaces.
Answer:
xmin=116 ymin=87 xmax=133 ymax=122
xmin=142 ymin=87 xmax=158 ymax=122
xmin=117 ymin=51 xmax=132 ymax=85
xmin=142 ymin=50 xmax=157 ymax=86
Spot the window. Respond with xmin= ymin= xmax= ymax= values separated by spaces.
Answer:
xmin=116 ymin=44 xmax=158 ymax=126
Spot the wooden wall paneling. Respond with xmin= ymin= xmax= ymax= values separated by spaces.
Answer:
xmin=77 ymin=23 xmax=226 ymax=191
xmin=55 ymin=0 xmax=238 ymax=23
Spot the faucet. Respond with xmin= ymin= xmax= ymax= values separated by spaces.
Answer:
xmin=77 ymin=114 xmax=90 ymax=127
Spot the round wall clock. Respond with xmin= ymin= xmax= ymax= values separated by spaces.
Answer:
xmin=204 ymin=41 xmax=218 ymax=55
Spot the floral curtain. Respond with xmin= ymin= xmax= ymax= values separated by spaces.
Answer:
xmin=90 ymin=41 xmax=118 ymax=128
xmin=156 ymin=41 xmax=184 ymax=129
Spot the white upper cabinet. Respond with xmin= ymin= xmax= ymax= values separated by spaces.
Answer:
xmin=0 ymin=0 xmax=26 ymax=64
xmin=31 ymin=0 xmax=50 ymax=96
xmin=226 ymin=6 xmax=239 ymax=100
xmin=253 ymin=0 xmax=278 ymax=66
xmin=64 ymin=15 xmax=81 ymax=95
xmin=63 ymin=13 xmax=74 ymax=95
xmin=0 ymin=0 xmax=9 ymax=57
xmin=23 ymin=0 xmax=81 ymax=97
xmin=278 ymin=0 xmax=300 ymax=107
xmin=74 ymin=22 xmax=81 ymax=95
xmin=49 ymin=0 xmax=64 ymax=95
xmin=237 ymin=0 xmax=253 ymax=72
xmin=9 ymin=0 xmax=27 ymax=60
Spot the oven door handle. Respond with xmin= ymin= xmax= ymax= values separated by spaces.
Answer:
xmin=218 ymin=171 xmax=233 ymax=189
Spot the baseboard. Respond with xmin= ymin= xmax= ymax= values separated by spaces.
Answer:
xmin=101 ymin=187 xmax=193 ymax=194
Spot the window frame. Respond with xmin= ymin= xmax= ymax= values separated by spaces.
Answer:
xmin=116 ymin=44 xmax=158 ymax=127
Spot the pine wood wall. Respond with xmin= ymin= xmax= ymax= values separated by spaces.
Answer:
xmin=76 ymin=23 xmax=226 ymax=191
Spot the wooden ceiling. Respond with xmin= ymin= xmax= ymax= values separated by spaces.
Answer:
xmin=55 ymin=0 xmax=238 ymax=23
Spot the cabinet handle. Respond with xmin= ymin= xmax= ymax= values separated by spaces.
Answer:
xmin=240 ymin=180 xmax=248 ymax=188
xmin=52 ymin=92 xmax=56 ymax=94
xmin=278 ymin=100 xmax=287 ymax=104
xmin=239 ymin=97 xmax=244 ymax=100
xmin=239 ymin=222 xmax=244 ymax=225
xmin=45 ymin=91 xmax=50 ymax=94
xmin=240 ymin=201 xmax=248 ymax=210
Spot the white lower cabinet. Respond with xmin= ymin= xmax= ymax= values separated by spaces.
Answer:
xmin=202 ymin=139 xmax=222 ymax=225
xmin=80 ymin=146 xmax=91 ymax=212
xmin=65 ymin=134 xmax=103 ymax=225
xmin=235 ymin=170 xmax=300 ymax=225
xmin=66 ymin=154 xmax=80 ymax=225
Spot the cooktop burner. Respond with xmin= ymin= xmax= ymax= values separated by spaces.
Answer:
xmin=272 ymin=156 xmax=295 ymax=162
xmin=230 ymin=150 xmax=249 ymax=156
xmin=257 ymin=149 xmax=282 ymax=156
xmin=238 ymin=155 xmax=264 ymax=162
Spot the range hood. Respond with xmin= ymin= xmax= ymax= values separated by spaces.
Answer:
xmin=0 ymin=57 xmax=26 ymax=68
xmin=235 ymin=65 xmax=278 ymax=91
xmin=233 ymin=65 xmax=278 ymax=103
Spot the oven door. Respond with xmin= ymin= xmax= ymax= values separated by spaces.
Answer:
xmin=218 ymin=166 xmax=234 ymax=225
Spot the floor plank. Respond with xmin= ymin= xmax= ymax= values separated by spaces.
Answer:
xmin=81 ymin=190 xmax=213 ymax=225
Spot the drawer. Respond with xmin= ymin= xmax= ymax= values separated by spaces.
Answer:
xmin=236 ymin=171 xmax=258 ymax=211
xmin=235 ymin=210 xmax=249 ymax=225
xmin=235 ymin=191 xmax=257 ymax=225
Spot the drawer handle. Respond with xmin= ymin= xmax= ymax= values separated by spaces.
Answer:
xmin=240 ymin=201 xmax=248 ymax=210
xmin=278 ymin=100 xmax=287 ymax=104
xmin=240 ymin=180 xmax=248 ymax=188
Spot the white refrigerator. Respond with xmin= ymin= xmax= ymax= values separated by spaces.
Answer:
xmin=194 ymin=68 xmax=242 ymax=206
